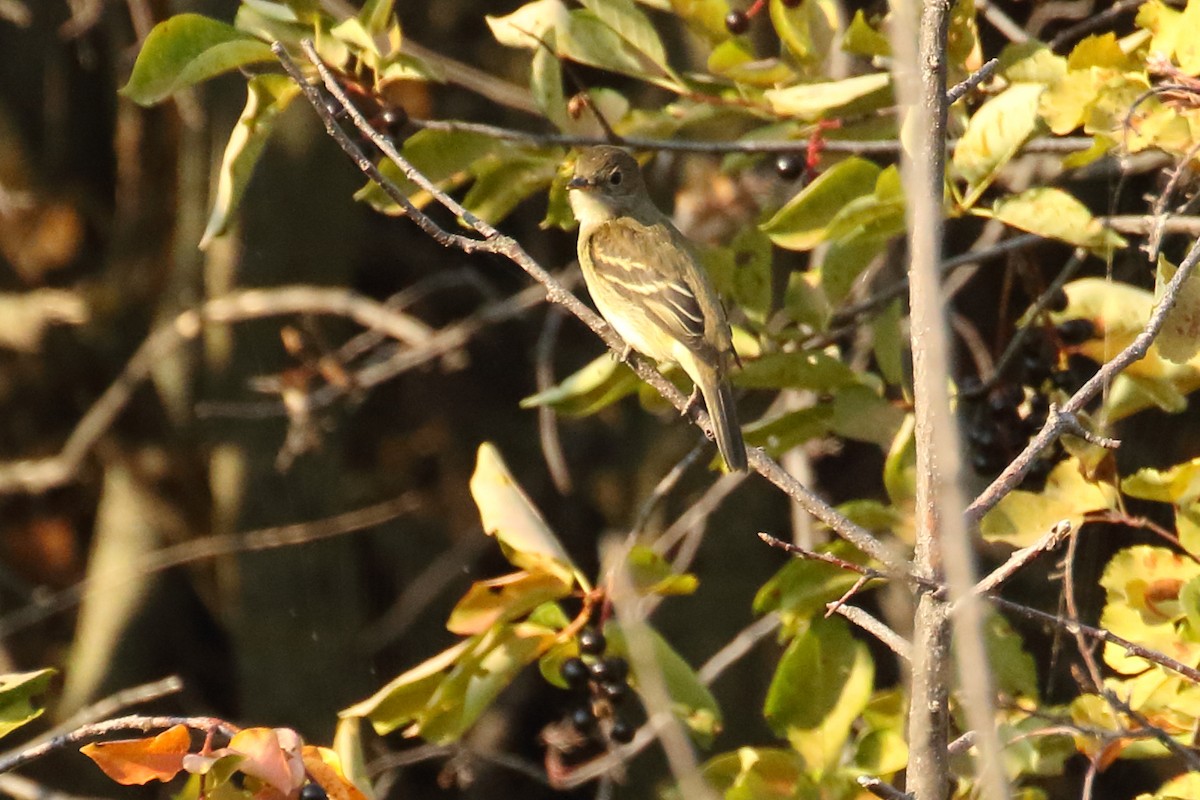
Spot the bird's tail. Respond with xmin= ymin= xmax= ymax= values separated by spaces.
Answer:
xmin=695 ymin=361 xmax=747 ymax=472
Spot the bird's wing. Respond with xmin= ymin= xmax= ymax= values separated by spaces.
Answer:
xmin=583 ymin=217 xmax=710 ymax=351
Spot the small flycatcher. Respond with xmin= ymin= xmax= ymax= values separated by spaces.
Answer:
xmin=567 ymin=146 xmax=747 ymax=472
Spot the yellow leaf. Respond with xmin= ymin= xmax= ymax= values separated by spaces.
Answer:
xmin=469 ymin=443 xmax=583 ymax=589
xmin=981 ymin=458 xmax=1117 ymax=547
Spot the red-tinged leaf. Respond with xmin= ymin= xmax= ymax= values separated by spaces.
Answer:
xmin=301 ymin=746 xmax=369 ymax=800
xmin=81 ymin=724 xmax=191 ymax=785
xmin=228 ymin=728 xmax=304 ymax=796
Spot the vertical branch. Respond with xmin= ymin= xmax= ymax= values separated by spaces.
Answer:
xmin=891 ymin=2 xmax=1009 ymax=799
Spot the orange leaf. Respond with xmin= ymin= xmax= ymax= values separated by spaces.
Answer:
xmin=81 ymin=724 xmax=191 ymax=785
xmin=302 ymin=746 xmax=368 ymax=800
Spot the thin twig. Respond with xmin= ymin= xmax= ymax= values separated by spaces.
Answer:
xmin=946 ymin=58 xmax=999 ymax=104
xmin=1102 ymin=689 xmax=1200 ymax=772
xmin=1049 ymin=0 xmax=1143 ymax=50
xmin=980 ymin=248 xmax=1087 ymax=391
xmin=280 ymin=40 xmax=901 ymax=572
xmin=409 ymin=117 xmax=1095 ymax=157
xmin=0 ymin=716 xmax=238 ymax=775
xmin=858 ymin=776 xmax=915 ymax=800
xmin=832 ymin=604 xmax=912 ymax=661
xmin=967 ymin=233 xmax=1200 ymax=523
xmin=0 ymin=494 xmax=419 ymax=636
xmin=632 ymin=442 xmax=708 ymax=536
xmin=0 ymin=287 xmax=446 ymax=494
xmin=1063 ymin=526 xmax=1103 ymax=692
xmin=22 ymin=676 xmax=184 ymax=753
xmin=963 ymin=520 xmax=1072 ymax=602
xmin=535 ymin=307 xmax=573 ymax=494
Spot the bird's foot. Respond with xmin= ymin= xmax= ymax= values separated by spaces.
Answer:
xmin=682 ymin=386 xmax=702 ymax=417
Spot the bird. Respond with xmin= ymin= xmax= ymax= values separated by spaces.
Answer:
xmin=567 ymin=145 xmax=747 ymax=472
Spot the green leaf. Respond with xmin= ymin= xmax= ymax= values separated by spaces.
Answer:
xmin=761 ymin=157 xmax=881 ymax=251
xmin=819 ymin=232 xmax=886 ymax=306
xmin=770 ymin=0 xmax=837 ymax=66
xmin=981 ymin=457 xmax=1117 ymax=547
xmin=753 ymin=541 xmax=872 ymax=636
xmin=764 ymin=616 xmax=874 ymax=771
xmin=882 ymin=415 xmax=917 ymax=508
xmin=1121 ymin=457 xmax=1200 ymax=506
xmin=626 ymin=545 xmax=699 ymax=596
xmin=354 ymin=129 xmax=505 ymax=213
xmin=735 ymin=350 xmax=858 ymax=391
xmin=520 ymin=353 xmax=641 ymax=416
xmin=531 ymin=30 xmax=568 ymax=129
xmin=0 ymin=669 xmax=55 ymax=739
xmin=417 ymin=625 xmax=555 ymax=743
xmin=764 ymin=72 xmax=892 ymax=119
xmin=981 ymin=612 xmax=1038 ymax=700
xmin=469 ymin=443 xmax=584 ymax=589
xmin=987 ymin=188 xmax=1126 ymax=255
xmin=561 ymin=9 xmax=675 ymax=86
xmin=871 ymin=299 xmax=906 ymax=387
xmin=487 ymin=0 xmax=569 ymax=48
xmin=605 ymin=623 xmax=723 ymax=746
xmin=357 ymin=0 xmax=394 ymax=34
xmin=704 ymin=228 xmax=774 ymax=323
xmin=743 ymin=406 xmax=834 ymax=459
xmin=830 ymin=384 xmax=906 ymax=446
xmin=464 ymin=153 xmax=560 ymax=225
xmin=707 ymin=39 xmax=797 ymax=86
xmin=201 ymin=75 xmax=299 ymax=248
xmin=340 ymin=639 xmax=473 ymax=733
xmin=952 ymin=83 xmax=1046 ymax=200
xmin=576 ymin=0 xmax=673 ymax=80
xmin=998 ymin=40 xmax=1067 ymax=84
xmin=121 ymin=14 xmax=275 ymax=106
xmin=843 ymin=10 xmax=890 ymax=58
xmin=668 ymin=0 xmax=729 ymax=42
xmin=822 ymin=165 xmax=905 ymax=244
xmin=703 ymin=748 xmax=813 ymax=800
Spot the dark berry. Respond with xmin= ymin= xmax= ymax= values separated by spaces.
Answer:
xmin=579 ymin=627 xmax=606 ymax=656
xmin=601 ymin=681 xmax=629 ymax=702
xmin=958 ymin=375 xmax=984 ymax=400
xmin=725 ymin=10 xmax=750 ymax=34
xmin=610 ymin=718 xmax=636 ymax=744
xmin=971 ymin=445 xmax=1008 ymax=475
xmin=1044 ymin=287 xmax=1069 ymax=313
xmin=1052 ymin=354 xmax=1098 ymax=394
xmin=602 ymin=656 xmax=629 ymax=683
xmin=561 ymin=657 xmax=590 ymax=689
xmin=775 ymin=154 xmax=803 ymax=181
xmin=1057 ymin=318 xmax=1097 ymax=345
xmin=988 ymin=384 xmax=1024 ymax=415
xmin=571 ymin=705 xmax=597 ymax=732
xmin=300 ymin=784 xmax=328 ymax=800
xmin=967 ymin=423 xmax=999 ymax=450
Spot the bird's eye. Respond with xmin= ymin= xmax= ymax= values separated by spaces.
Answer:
xmin=608 ymin=170 xmax=623 ymax=186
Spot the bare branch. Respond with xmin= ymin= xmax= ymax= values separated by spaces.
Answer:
xmin=963 ymin=521 xmax=1072 ymax=601
xmin=0 ymin=287 xmax=443 ymax=495
xmin=859 ymin=776 xmax=915 ymax=800
xmin=831 ymin=604 xmax=912 ymax=662
xmin=0 ymin=716 xmax=238 ymax=775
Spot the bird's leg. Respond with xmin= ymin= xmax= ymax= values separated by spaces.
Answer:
xmin=682 ymin=385 xmax=702 ymax=417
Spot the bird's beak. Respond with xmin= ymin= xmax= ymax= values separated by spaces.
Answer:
xmin=567 ymin=175 xmax=590 ymax=191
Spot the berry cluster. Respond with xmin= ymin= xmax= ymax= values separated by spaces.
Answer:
xmin=961 ymin=315 xmax=1099 ymax=488
xmin=560 ymin=627 xmax=640 ymax=745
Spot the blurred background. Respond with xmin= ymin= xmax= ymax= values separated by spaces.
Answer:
xmin=0 ymin=2 xmax=794 ymax=797
xmin=3 ymin=1 xmax=1196 ymax=798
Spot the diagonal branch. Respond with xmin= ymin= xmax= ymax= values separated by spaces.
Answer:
xmin=277 ymin=40 xmax=901 ymax=571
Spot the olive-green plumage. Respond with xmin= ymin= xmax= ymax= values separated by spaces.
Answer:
xmin=567 ymin=146 xmax=747 ymax=472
